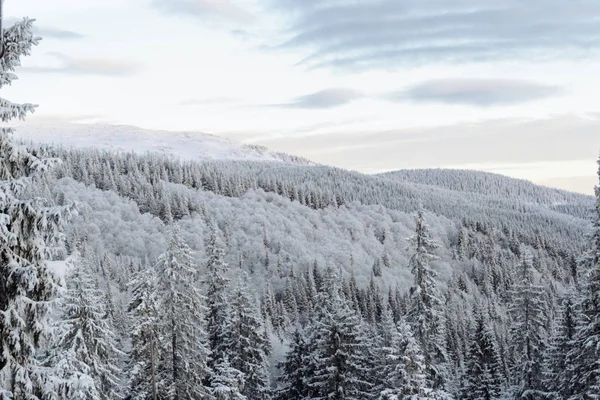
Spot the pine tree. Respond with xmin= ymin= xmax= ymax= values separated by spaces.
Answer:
xmin=0 ymin=17 xmax=71 ymax=399
xmin=154 ymin=225 xmax=211 ymax=399
xmin=276 ymin=329 xmax=311 ymax=400
xmin=128 ymin=265 xmax=160 ymax=400
xmin=44 ymin=252 xmax=122 ymax=399
xmin=306 ymin=267 xmax=373 ymax=400
xmin=379 ymin=319 xmax=434 ymax=400
xmin=212 ymin=357 xmax=246 ymax=400
xmin=508 ymin=247 xmax=548 ymax=398
xmin=543 ymin=292 xmax=577 ymax=398
xmin=461 ymin=308 xmax=504 ymax=400
xmin=569 ymin=156 xmax=600 ymax=399
xmin=225 ymin=274 xmax=271 ymax=400
xmin=205 ymin=226 xmax=231 ymax=371
xmin=406 ymin=209 xmax=449 ymax=389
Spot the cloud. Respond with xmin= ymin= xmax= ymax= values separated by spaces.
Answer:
xmin=179 ymin=97 xmax=239 ymax=106
xmin=270 ymin=0 xmax=600 ymax=70
xmin=22 ymin=52 xmax=140 ymax=77
xmin=249 ymin=115 xmax=600 ymax=176
xmin=6 ymin=18 xmax=85 ymax=40
xmin=37 ymin=27 xmax=85 ymax=40
xmin=151 ymin=0 xmax=253 ymax=22
xmin=277 ymin=88 xmax=364 ymax=109
xmin=388 ymin=79 xmax=561 ymax=106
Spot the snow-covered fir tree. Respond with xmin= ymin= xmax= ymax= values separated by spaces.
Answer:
xmin=154 ymin=225 xmax=211 ymax=399
xmin=225 ymin=274 xmax=271 ymax=400
xmin=305 ymin=266 xmax=373 ymax=400
xmin=212 ymin=357 xmax=246 ymax=400
xmin=275 ymin=328 xmax=311 ymax=400
xmin=568 ymin=156 xmax=600 ymax=399
xmin=44 ymin=252 xmax=122 ymax=400
xmin=127 ymin=264 xmax=160 ymax=400
xmin=204 ymin=225 xmax=231 ymax=373
xmin=461 ymin=307 xmax=504 ymax=400
xmin=406 ymin=210 xmax=449 ymax=390
xmin=0 ymin=17 xmax=71 ymax=399
xmin=508 ymin=247 xmax=548 ymax=398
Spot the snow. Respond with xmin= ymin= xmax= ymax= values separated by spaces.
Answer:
xmin=13 ymin=121 xmax=313 ymax=165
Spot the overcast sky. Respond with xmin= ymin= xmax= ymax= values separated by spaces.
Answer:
xmin=5 ymin=0 xmax=600 ymax=194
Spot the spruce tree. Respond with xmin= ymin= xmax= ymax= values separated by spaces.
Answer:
xmin=0 ymin=17 xmax=71 ymax=399
xmin=306 ymin=267 xmax=373 ymax=400
xmin=569 ymin=156 xmax=600 ymax=398
xmin=212 ymin=357 xmax=246 ymax=400
xmin=154 ymin=225 xmax=211 ymax=399
xmin=225 ymin=274 xmax=271 ymax=400
xmin=127 ymin=265 xmax=160 ymax=400
xmin=45 ymin=252 xmax=122 ymax=400
xmin=461 ymin=308 xmax=504 ymax=400
xmin=406 ymin=210 xmax=449 ymax=389
xmin=276 ymin=329 xmax=311 ymax=400
xmin=508 ymin=248 xmax=548 ymax=398
xmin=205 ymin=226 xmax=230 ymax=371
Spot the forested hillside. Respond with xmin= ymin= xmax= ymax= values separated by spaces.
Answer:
xmin=3 ymin=15 xmax=600 ymax=400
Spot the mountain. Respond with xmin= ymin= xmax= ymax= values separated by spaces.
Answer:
xmin=10 ymin=121 xmax=600 ymax=398
xmin=13 ymin=121 xmax=313 ymax=165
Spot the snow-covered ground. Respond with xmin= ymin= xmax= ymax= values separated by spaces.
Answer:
xmin=13 ymin=121 xmax=312 ymax=165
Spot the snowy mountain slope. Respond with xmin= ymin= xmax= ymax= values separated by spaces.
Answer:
xmin=13 ymin=121 xmax=313 ymax=165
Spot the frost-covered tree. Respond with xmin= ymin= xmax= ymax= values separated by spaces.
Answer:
xmin=569 ymin=156 xmax=600 ymax=398
xmin=205 ymin=225 xmax=230 ymax=371
xmin=306 ymin=267 xmax=373 ymax=400
xmin=406 ymin=210 xmax=448 ymax=389
xmin=127 ymin=265 xmax=160 ymax=400
xmin=508 ymin=248 xmax=548 ymax=398
xmin=379 ymin=319 xmax=436 ymax=400
xmin=212 ymin=357 xmax=246 ymax=400
xmin=0 ymin=17 xmax=71 ymax=399
xmin=276 ymin=329 xmax=311 ymax=400
xmin=154 ymin=225 xmax=211 ymax=399
xmin=225 ymin=274 xmax=271 ymax=400
xmin=44 ymin=252 xmax=122 ymax=400
xmin=543 ymin=292 xmax=577 ymax=399
xmin=461 ymin=309 xmax=504 ymax=400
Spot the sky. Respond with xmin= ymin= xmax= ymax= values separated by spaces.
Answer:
xmin=4 ymin=0 xmax=600 ymax=194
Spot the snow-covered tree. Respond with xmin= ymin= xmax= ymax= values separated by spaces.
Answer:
xmin=461 ymin=308 xmax=504 ymax=400
xmin=0 ymin=17 xmax=71 ymax=399
xmin=379 ymin=319 xmax=435 ymax=400
xmin=127 ymin=265 xmax=160 ymax=400
xmin=406 ymin=210 xmax=449 ymax=389
xmin=44 ymin=252 xmax=122 ymax=399
xmin=225 ymin=274 xmax=271 ymax=400
xmin=568 ymin=156 xmax=600 ymax=398
xmin=154 ymin=225 xmax=211 ymax=399
xmin=204 ymin=225 xmax=230 ymax=371
xmin=212 ymin=357 xmax=246 ymax=400
xmin=276 ymin=329 xmax=311 ymax=400
xmin=508 ymin=248 xmax=548 ymax=397
xmin=543 ymin=292 xmax=577 ymax=398
xmin=306 ymin=267 xmax=373 ymax=400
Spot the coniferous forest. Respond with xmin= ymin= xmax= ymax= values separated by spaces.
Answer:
xmin=2 ymin=14 xmax=600 ymax=400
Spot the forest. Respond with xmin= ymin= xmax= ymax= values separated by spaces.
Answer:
xmin=2 ymin=14 xmax=600 ymax=400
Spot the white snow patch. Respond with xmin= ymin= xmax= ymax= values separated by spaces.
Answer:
xmin=13 ymin=121 xmax=313 ymax=165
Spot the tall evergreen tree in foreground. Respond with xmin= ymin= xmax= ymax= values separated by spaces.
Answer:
xmin=205 ymin=225 xmax=231 ymax=372
xmin=305 ymin=267 xmax=373 ymax=400
xmin=225 ymin=274 xmax=271 ymax=400
xmin=154 ymin=225 xmax=211 ymax=399
xmin=128 ymin=263 xmax=160 ymax=400
xmin=45 ymin=252 xmax=121 ymax=400
xmin=508 ymin=248 xmax=548 ymax=398
xmin=569 ymin=156 xmax=600 ymax=398
xmin=0 ymin=17 xmax=70 ymax=399
xmin=406 ymin=210 xmax=449 ymax=390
